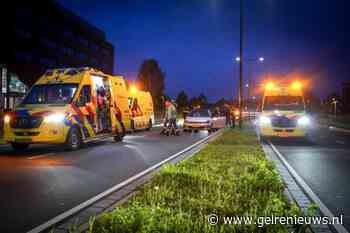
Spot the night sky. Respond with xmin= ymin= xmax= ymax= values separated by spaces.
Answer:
xmin=58 ymin=0 xmax=350 ymax=102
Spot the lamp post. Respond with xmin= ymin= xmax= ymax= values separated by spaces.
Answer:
xmin=235 ymin=56 xmax=264 ymax=119
xmin=332 ymin=98 xmax=338 ymax=118
xmin=238 ymin=0 xmax=244 ymax=129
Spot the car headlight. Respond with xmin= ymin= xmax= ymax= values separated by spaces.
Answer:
xmin=297 ymin=116 xmax=310 ymax=126
xmin=4 ymin=115 xmax=11 ymax=124
xmin=44 ymin=113 xmax=65 ymax=123
xmin=259 ymin=116 xmax=271 ymax=125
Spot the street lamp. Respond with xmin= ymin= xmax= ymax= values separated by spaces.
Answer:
xmin=331 ymin=98 xmax=338 ymax=118
xmin=238 ymin=0 xmax=244 ymax=129
xmin=235 ymin=56 xmax=264 ymax=116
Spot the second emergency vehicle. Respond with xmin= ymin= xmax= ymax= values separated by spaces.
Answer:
xmin=258 ymin=81 xmax=311 ymax=138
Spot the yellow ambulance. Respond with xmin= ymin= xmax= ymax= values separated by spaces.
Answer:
xmin=258 ymin=81 xmax=311 ymax=138
xmin=3 ymin=67 xmax=142 ymax=151
xmin=128 ymin=88 xmax=154 ymax=131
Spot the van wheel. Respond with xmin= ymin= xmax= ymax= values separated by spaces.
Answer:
xmin=147 ymin=119 xmax=152 ymax=131
xmin=11 ymin=143 xmax=29 ymax=151
xmin=65 ymin=126 xmax=82 ymax=150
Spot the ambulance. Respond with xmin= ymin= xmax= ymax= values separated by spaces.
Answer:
xmin=258 ymin=81 xmax=311 ymax=138
xmin=128 ymin=88 xmax=154 ymax=131
xmin=3 ymin=67 xmax=151 ymax=151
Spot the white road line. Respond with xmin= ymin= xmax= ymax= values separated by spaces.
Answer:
xmin=329 ymin=126 xmax=350 ymax=134
xmin=26 ymin=153 xmax=54 ymax=160
xmin=268 ymin=140 xmax=349 ymax=233
xmin=336 ymin=140 xmax=346 ymax=145
xmin=27 ymin=129 xmax=223 ymax=233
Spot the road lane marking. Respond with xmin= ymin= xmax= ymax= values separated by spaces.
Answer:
xmin=268 ymin=140 xmax=349 ymax=233
xmin=329 ymin=126 xmax=350 ymax=134
xmin=26 ymin=153 xmax=54 ymax=160
xmin=336 ymin=140 xmax=345 ymax=145
xmin=27 ymin=129 xmax=224 ymax=233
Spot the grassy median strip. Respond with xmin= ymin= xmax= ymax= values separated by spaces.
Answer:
xmin=84 ymin=129 xmax=306 ymax=233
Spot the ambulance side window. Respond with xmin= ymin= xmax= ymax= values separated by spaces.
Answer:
xmin=77 ymin=85 xmax=91 ymax=106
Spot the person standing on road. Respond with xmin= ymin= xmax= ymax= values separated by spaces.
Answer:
xmin=165 ymin=100 xmax=177 ymax=129
xmin=224 ymin=104 xmax=231 ymax=127
xmin=231 ymin=108 xmax=236 ymax=128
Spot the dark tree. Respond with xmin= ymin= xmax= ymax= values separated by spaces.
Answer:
xmin=137 ymin=59 xmax=165 ymax=112
xmin=189 ymin=94 xmax=208 ymax=108
xmin=198 ymin=93 xmax=208 ymax=107
xmin=176 ymin=90 xmax=189 ymax=110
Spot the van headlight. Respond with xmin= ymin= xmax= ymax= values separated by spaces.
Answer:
xmin=4 ymin=115 xmax=11 ymax=124
xmin=297 ymin=116 xmax=310 ymax=126
xmin=259 ymin=116 xmax=271 ymax=125
xmin=44 ymin=113 xmax=65 ymax=123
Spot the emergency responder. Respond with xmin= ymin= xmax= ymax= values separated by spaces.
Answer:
xmin=231 ymin=108 xmax=236 ymax=128
xmin=224 ymin=104 xmax=231 ymax=127
xmin=97 ymin=86 xmax=108 ymax=132
xmin=165 ymin=100 xmax=177 ymax=129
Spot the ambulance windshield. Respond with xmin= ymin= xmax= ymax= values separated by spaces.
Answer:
xmin=263 ymin=96 xmax=304 ymax=111
xmin=22 ymin=84 xmax=78 ymax=105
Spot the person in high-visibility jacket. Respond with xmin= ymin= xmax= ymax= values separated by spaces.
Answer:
xmin=165 ymin=100 xmax=177 ymax=129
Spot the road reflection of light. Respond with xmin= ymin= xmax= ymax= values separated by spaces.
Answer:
xmin=0 ymin=156 xmax=72 ymax=168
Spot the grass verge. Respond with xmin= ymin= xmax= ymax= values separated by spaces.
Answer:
xmin=84 ymin=129 xmax=307 ymax=233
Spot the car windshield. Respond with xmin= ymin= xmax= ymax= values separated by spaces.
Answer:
xmin=263 ymin=96 xmax=304 ymax=111
xmin=188 ymin=109 xmax=210 ymax=117
xmin=22 ymin=84 xmax=78 ymax=105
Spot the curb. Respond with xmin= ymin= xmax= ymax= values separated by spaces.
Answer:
xmin=30 ymin=129 xmax=224 ymax=233
xmin=328 ymin=126 xmax=350 ymax=134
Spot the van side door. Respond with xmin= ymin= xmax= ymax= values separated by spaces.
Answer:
xmin=75 ymin=85 xmax=95 ymax=137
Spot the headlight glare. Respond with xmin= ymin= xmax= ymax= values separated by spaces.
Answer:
xmin=259 ymin=116 xmax=271 ymax=125
xmin=44 ymin=113 xmax=65 ymax=123
xmin=4 ymin=115 xmax=11 ymax=123
xmin=297 ymin=116 xmax=310 ymax=126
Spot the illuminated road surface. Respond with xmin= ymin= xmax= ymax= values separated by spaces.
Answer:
xmin=0 ymin=128 xmax=209 ymax=233
xmin=269 ymin=126 xmax=350 ymax=230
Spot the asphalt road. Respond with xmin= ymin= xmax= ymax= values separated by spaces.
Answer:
xmin=0 ymin=127 xmax=209 ymax=233
xmin=270 ymin=125 xmax=350 ymax=231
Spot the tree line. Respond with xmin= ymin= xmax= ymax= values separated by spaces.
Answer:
xmin=136 ymin=58 xmax=211 ymax=114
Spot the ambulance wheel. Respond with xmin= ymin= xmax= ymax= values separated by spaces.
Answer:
xmin=146 ymin=119 xmax=152 ymax=131
xmin=114 ymin=133 xmax=123 ymax=142
xmin=65 ymin=126 xmax=82 ymax=150
xmin=11 ymin=143 xmax=29 ymax=151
